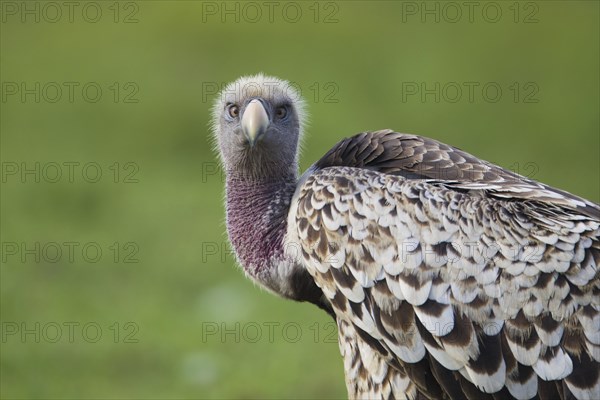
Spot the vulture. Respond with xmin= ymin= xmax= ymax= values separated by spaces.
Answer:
xmin=211 ymin=74 xmax=600 ymax=400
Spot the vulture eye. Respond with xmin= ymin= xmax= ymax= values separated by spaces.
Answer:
xmin=275 ymin=106 xmax=288 ymax=120
xmin=227 ymin=104 xmax=239 ymax=119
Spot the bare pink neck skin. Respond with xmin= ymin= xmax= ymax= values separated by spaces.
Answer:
xmin=225 ymin=175 xmax=296 ymax=275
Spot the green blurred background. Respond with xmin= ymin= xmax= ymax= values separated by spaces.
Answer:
xmin=1 ymin=1 xmax=598 ymax=399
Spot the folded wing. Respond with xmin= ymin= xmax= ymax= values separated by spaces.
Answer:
xmin=288 ymin=131 xmax=600 ymax=399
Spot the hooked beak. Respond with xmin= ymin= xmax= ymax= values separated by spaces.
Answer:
xmin=241 ymin=99 xmax=270 ymax=147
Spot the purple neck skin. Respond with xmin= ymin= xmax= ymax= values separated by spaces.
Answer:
xmin=226 ymin=175 xmax=297 ymax=275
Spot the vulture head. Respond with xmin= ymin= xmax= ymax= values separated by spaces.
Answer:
xmin=212 ymin=74 xmax=306 ymax=180
xmin=211 ymin=74 xmax=322 ymax=302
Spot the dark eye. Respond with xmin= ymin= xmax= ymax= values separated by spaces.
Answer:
xmin=275 ymin=106 xmax=288 ymax=119
xmin=227 ymin=104 xmax=239 ymax=118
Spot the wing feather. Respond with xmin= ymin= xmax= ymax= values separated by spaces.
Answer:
xmin=287 ymin=149 xmax=599 ymax=399
xmin=315 ymin=130 xmax=600 ymax=219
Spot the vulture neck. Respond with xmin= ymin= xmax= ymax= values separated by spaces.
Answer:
xmin=225 ymin=173 xmax=297 ymax=276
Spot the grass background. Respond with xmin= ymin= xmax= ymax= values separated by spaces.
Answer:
xmin=1 ymin=1 xmax=598 ymax=399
